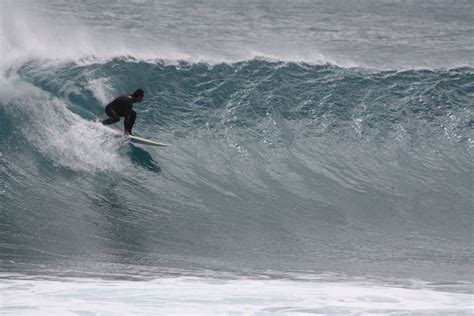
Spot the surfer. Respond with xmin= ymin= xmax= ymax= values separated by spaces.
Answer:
xmin=100 ymin=89 xmax=144 ymax=136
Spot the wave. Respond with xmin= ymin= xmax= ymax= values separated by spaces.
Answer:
xmin=1 ymin=57 xmax=472 ymax=282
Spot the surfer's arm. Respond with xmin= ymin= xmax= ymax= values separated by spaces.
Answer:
xmin=124 ymin=114 xmax=132 ymax=133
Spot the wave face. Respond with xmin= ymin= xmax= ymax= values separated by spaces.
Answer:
xmin=1 ymin=58 xmax=473 ymax=282
xmin=0 ymin=0 xmax=473 ymax=284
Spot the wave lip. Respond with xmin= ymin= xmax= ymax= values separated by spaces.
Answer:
xmin=2 ymin=0 xmax=474 ymax=70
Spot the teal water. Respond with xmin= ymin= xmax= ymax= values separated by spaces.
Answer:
xmin=2 ymin=58 xmax=472 ymax=281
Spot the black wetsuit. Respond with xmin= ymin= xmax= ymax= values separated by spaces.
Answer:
xmin=101 ymin=95 xmax=137 ymax=133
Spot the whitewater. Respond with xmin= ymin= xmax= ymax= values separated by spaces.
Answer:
xmin=1 ymin=0 xmax=473 ymax=314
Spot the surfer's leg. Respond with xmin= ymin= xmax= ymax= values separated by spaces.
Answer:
xmin=101 ymin=105 xmax=120 ymax=125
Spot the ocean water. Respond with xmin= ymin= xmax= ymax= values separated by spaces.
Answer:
xmin=1 ymin=0 xmax=473 ymax=314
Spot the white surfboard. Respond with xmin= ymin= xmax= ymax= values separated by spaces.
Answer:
xmin=124 ymin=134 xmax=171 ymax=147
xmin=98 ymin=122 xmax=170 ymax=147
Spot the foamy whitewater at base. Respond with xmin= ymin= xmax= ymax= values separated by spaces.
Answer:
xmin=1 ymin=0 xmax=473 ymax=314
xmin=0 ymin=276 xmax=472 ymax=315
xmin=1 ymin=272 xmax=472 ymax=315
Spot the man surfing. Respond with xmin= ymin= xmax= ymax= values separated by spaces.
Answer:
xmin=100 ymin=89 xmax=144 ymax=136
